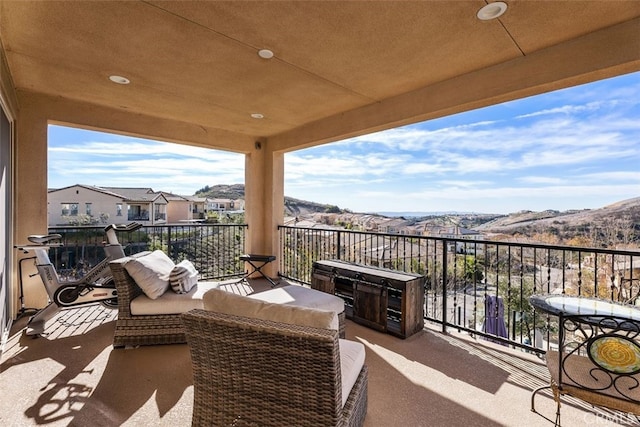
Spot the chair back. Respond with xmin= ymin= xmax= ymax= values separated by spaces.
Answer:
xmin=550 ymin=313 xmax=640 ymax=414
xmin=182 ymin=309 xmax=343 ymax=427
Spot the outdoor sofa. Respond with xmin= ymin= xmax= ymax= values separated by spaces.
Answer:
xmin=109 ymin=250 xmax=345 ymax=348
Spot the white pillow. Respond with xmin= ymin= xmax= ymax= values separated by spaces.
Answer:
xmin=124 ymin=250 xmax=175 ymax=299
xmin=203 ymin=288 xmax=336 ymax=330
xmin=170 ymin=260 xmax=198 ymax=294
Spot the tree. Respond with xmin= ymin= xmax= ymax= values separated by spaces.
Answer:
xmin=324 ymin=205 xmax=341 ymax=214
xmin=99 ymin=213 xmax=110 ymax=224
xmin=566 ymin=235 xmax=591 ymax=247
xmin=196 ymin=185 xmax=211 ymax=194
xmin=64 ymin=214 xmax=97 ymax=226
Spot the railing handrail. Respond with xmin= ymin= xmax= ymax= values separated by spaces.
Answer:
xmin=43 ymin=223 xmax=638 ymax=354
xmin=46 ymin=223 xmax=248 ymax=281
xmin=277 ymin=224 xmax=640 ymax=257
xmin=278 ymin=224 xmax=640 ymax=355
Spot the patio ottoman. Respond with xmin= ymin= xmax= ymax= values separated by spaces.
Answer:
xmin=249 ymin=284 xmax=346 ymax=338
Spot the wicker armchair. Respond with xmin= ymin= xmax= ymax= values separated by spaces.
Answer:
xmin=182 ymin=307 xmax=368 ymax=427
xmin=110 ymin=253 xmax=188 ymax=347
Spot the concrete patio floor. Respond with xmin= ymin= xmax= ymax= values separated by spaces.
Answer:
xmin=1 ymin=283 xmax=637 ymax=426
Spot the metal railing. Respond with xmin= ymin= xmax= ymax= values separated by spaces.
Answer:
xmin=48 ymin=223 xmax=248 ymax=281
xmin=278 ymin=225 xmax=640 ymax=353
xmin=41 ymin=223 xmax=639 ymax=353
xmin=127 ymin=214 xmax=149 ymax=221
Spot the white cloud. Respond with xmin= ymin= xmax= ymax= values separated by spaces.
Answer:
xmin=516 ymin=101 xmax=609 ymax=119
xmin=349 ymin=183 xmax=640 ymax=214
xmin=517 ymin=176 xmax=566 ymax=185
xmin=49 ymin=72 xmax=640 ymax=212
xmin=48 ymin=137 xmax=244 ymax=194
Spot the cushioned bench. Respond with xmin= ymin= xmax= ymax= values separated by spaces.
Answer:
xmin=109 ymin=251 xmax=345 ymax=348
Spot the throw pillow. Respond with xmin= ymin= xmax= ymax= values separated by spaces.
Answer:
xmin=170 ymin=260 xmax=198 ymax=294
xmin=123 ymin=250 xmax=175 ymax=299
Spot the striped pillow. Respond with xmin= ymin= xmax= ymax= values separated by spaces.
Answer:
xmin=169 ymin=260 xmax=198 ymax=294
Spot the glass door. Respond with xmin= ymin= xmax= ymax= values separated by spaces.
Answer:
xmin=0 ymin=102 xmax=12 ymax=350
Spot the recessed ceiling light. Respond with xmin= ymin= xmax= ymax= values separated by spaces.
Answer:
xmin=109 ymin=75 xmax=130 ymax=85
xmin=258 ymin=49 xmax=274 ymax=59
xmin=251 ymin=113 xmax=264 ymax=119
xmin=477 ymin=2 xmax=507 ymax=21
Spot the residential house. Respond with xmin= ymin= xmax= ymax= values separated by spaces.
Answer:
xmin=158 ymin=193 xmax=232 ymax=223
xmin=48 ymin=185 xmax=168 ymax=226
xmin=357 ymin=215 xmax=382 ymax=232
xmin=160 ymin=192 xmax=195 ymax=223
xmin=188 ymin=196 xmax=208 ymax=220
xmin=347 ymin=234 xmax=424 ymax=270
xmin=206 ymin=198 xmax=237 ymax=212
xmin=377 ymin=217 xmax=412 ymax=234
xmin=423 ymin=223 xmax=484 ymax=254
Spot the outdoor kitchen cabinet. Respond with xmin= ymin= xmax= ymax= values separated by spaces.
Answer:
xmin=311 ymin=260 xmax=425 ymax=339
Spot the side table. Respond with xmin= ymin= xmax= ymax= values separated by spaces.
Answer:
xmin=237 ymin=254 xmax=278 ymax=288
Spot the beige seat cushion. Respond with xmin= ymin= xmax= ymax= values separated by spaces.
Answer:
xmin=339 ymin=338 xmax=366 ymax=407
xmin=249 ymin=284 xmax=344 ymax=330
xmin=130 ymin=281 xmax=221 ymax=315
xmin=203 ymin=288 xmax=337 ymax=330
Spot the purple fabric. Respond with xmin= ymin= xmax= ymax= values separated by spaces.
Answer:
xmin=483 ymin=295 xmax=508 ymax=344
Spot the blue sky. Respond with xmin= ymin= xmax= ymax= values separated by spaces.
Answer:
xmin=49 ymin=71 xmax=640 ymax=215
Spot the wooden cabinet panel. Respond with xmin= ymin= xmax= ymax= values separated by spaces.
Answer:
xmin=353 ymin=282 xmax=387 ymax=332
xmin=312 ymin=260 xmax=425 ymax=338
xmin=311 ymin=271 xmax=334 ymax=294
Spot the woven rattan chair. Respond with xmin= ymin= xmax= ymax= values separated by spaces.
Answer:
xmin=531 ymin=313 xmax=640 ymax=425
xmin=110 ymin=253 xmax=188 ymax=347
xmin=182 ymin=307 xmax=368 ymax=427
xmin=110 ymin=253 xmax=346 ymax=348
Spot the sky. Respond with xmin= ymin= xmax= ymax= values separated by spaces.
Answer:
xmin=48 ymin=71 xmax=640 ymax=215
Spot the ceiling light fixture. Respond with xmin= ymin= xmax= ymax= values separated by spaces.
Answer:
xmin=109 ymin=75 xmax=130 ymax=85
xmin=477 ymin=2 xmax=507 ymax=21
xmin=258 ymin=49 xmax=274 ymax=59
xmin=251 ymin=113 xmax=264 ymax=119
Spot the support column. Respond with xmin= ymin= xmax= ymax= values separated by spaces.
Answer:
xmin=244 ymin=139 xmax=284 ymax=279
xmin=14 ymin=96 xmax=49 ymax=309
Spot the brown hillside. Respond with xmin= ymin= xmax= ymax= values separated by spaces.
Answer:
xmin=474 ymin=196 xmax=640 ymax=242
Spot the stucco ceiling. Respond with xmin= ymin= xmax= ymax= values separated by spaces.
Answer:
xmin=1 ymin=1 xmax=639 ymax=152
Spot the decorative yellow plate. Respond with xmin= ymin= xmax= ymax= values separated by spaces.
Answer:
xmin=588 ymin=335 xmax=640 ymax=374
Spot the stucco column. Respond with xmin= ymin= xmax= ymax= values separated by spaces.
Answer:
xmin=14 ymin=95 xmax=49 ymax=309
xmin=244 ymin=140 xmax=284 ymax=279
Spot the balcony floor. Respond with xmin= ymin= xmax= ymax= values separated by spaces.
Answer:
xmin=1 ymin=282 xmax=636 ymax=426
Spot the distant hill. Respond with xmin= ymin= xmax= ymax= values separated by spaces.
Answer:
xmin=375 ymin=211 xmax=480 ymax=217
xmin=194 ymin=184 xmax=344 ymax=216
xmin=194 ymin=184 xmax=639 ymax=243
xmin=194 ymin=184 xmax=246 ymax=200
xmin=474 ymin=196 xmax=640 ymax=243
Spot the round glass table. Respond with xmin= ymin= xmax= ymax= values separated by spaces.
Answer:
xmin=530 ymin=294 xmax=640 ymax=321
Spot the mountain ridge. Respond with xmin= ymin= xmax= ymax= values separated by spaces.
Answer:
xmin=195 ymin=184 xmax=342 ymax=216
xmin=475 ymin=196 xmax=640 ymax=231
xmin=195 ymin=184 xmax=639 ymax=240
